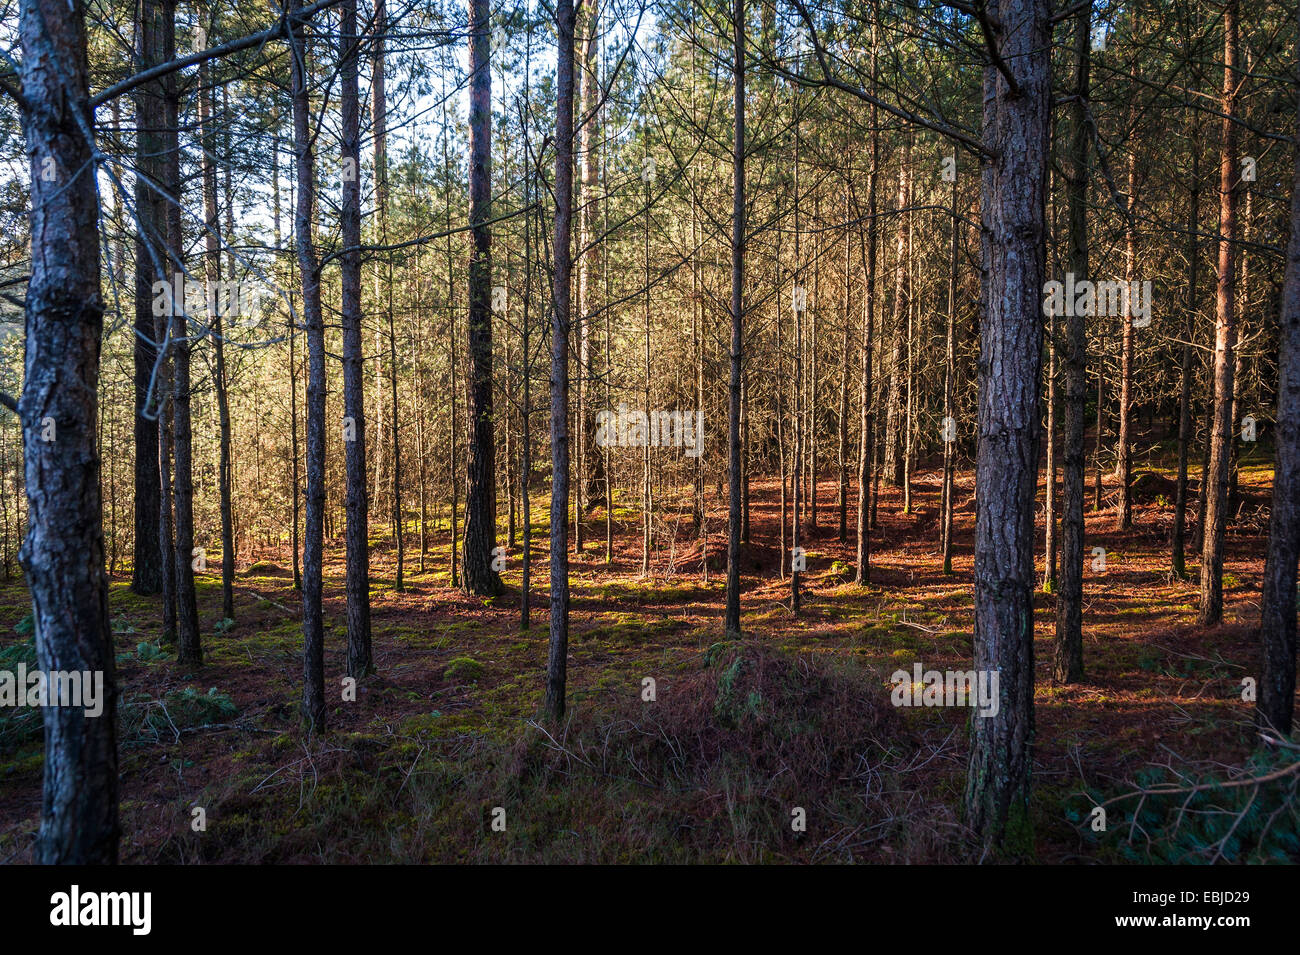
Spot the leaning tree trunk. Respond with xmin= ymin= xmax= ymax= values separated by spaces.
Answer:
xmin=1257 ymin=9 xmax=1300 ymax=736
xmin=341 ymin=0 xmax=373 ymax=677
xmin=290 ymin=0 xmax=326 ymax=731
xmin=462 ymin=0 xmax=500 ymax=596
xmin=966 ymin=0 xmax=1051 ymax=848
xmin=546 ymin=0 xmax=576 ymax=722
xmin=18 ymin=0 xmax=119 ymax=864
xmin=1199 ymin=0 xmax=1240 ymax=627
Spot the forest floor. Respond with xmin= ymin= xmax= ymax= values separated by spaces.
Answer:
xmin=0 ymin=451 xmax=1291 ymax=864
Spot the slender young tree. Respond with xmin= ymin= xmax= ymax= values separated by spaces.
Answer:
xmin=341 ymin=0 xmax=373 ymax=676
xmin=577 ymin=0 xmax=604 ymax=515
xmin=723 ymin=0 xmax=745 ymax=639
xmin=197 ymin=7 xmax=234 ymax=622
xmin=291 ymin=0 xmax=327 ymax=730
xmin=546 ymin=0 xmax=576 ymax=721
xmin=1115 ymin=101 xmax=1139 ymax=531
xmin=372 ymin=0 xmax=403 ymax=591
xmin=941 ymin=171 xmax=958 ymax=576
xmin=1053 ymin=1 xmax=1091 ymax=684
xmin=131 ymin=0 xmax=164 ymax=597
xmin=1173 ymin=109 xmax=1201 ymax=580
xmin=854 ymin=18 xmax=878 ymax=587
xmin=165 ymin=0 xmax=201 ymax=668
xmin=1199 ymin=0 xmax=1240 ymax=627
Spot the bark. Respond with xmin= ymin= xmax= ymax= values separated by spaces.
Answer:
xmin=521 ymin=17 xmax=535 ymax=628
xmin=1116 ymin=118 xmax=1137 ymax=530
xmin=463 ymin=0 xmax=500 ymax=596
xmin=942 ymin=173 xmax=958 ymax=576
xmin=131 ymin=0 xmax=164 ymax=597
xmin=165 ymin=0 xmax=201 ymax=668
xmin=341 ymin=0 xmax=373 ymax=677
xmin=18 ymin=0 xmax=119 ymax=863
xmin=792 ymin=269 xmax=803 ymax=613
xmin=882 ymin=151 xmax=909 ymax=487
xmin=966 ymin=0 xmax=1051 ymax=847
xmin=290 ymin=0 xmax=326 ymax=730
xmin=197 ymin=20 xmax=234 ymax=621
xmin=854 ymin=24 xmax=878 ymax=587
xmin=546 ymin=0 xmax=576 ymax=721
xmin=1257 ymin=7 xmax=1300 ymax=736
xmin=1173 ymin=113 xmax=1200 ymax=580
xmin=372 ymin=0 xmax=402 ymax=591
xmin=642 ymin=162 xmax=652 ymax=574
xmin=1053 ymin=2 xmax=1090 ymax=685
xmin=723 ymin=0 xmax=745 ymax=638
xmin=577 ymin=0 xmax=604 ymax=509
xmin=838 ymin=211 xmax=851 ymax=544
xmin=1199 ymin=0 xmax=1240 ymax=627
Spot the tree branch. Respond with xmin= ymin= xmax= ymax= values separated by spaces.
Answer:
xmin=90 ymin=0 xmax=346 ymax=109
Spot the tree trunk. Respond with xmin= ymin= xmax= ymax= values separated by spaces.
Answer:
xmin=546 ymin=0 xmax=576 ymax=721
xmin=965 ymin=0 xmax=1051 ymax=847
xmin=723 ymin=0 xmax=745 ymax=639
xmin=838 ymin=206 xmax=850 ymax=544
xmin=883 ymin=150 xmax=909 ymax=488
xmin=341 ymin=0 xmax=373 ymax=677
xmin=1173 ymin=112 xmax=1200 ymax=580
xmin=18 ymin=0 xmax=119 ymax=864
xmin=165 ymin=0 xmax=201 ymax=668
xmin=291 ymin=0 xmax=326 ymax=730
xmin=463 ymin=0 xmax=500 ymax=596
xmin=131 ymin=0 xmax=164 ymax=597
xmin=1053 ymin=1 xmax=1090 ymax=684
xmin=577 ymin=0 xmax=604 ymax=511
xmin=521 ymin=16 xmax=535 ymax=628
xmin=372 ymin=0 xmax=402 ymax=591
xmin=198 ymin=23 xmax=234 ymax=621
xmin=1199 ymin=0 xmax=1240 ymax=627
xmin=942 ymin=173 xmax=958 ymax=576
xmin=854 ymin=25 xmax=878 ymax=587
xmin=642 ymin=161 xmax=652 ymax=575
xmin=1116 ymin=120 xmax=1137 ymax=530
xmin=1257 ymin=8 xmax=1300 ymax=736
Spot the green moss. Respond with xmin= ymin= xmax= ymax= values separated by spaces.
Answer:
xmin=444 ymin=656 xmax=485 ymax=683
xmin=582 ymin=613 xmax=680 ymax=646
